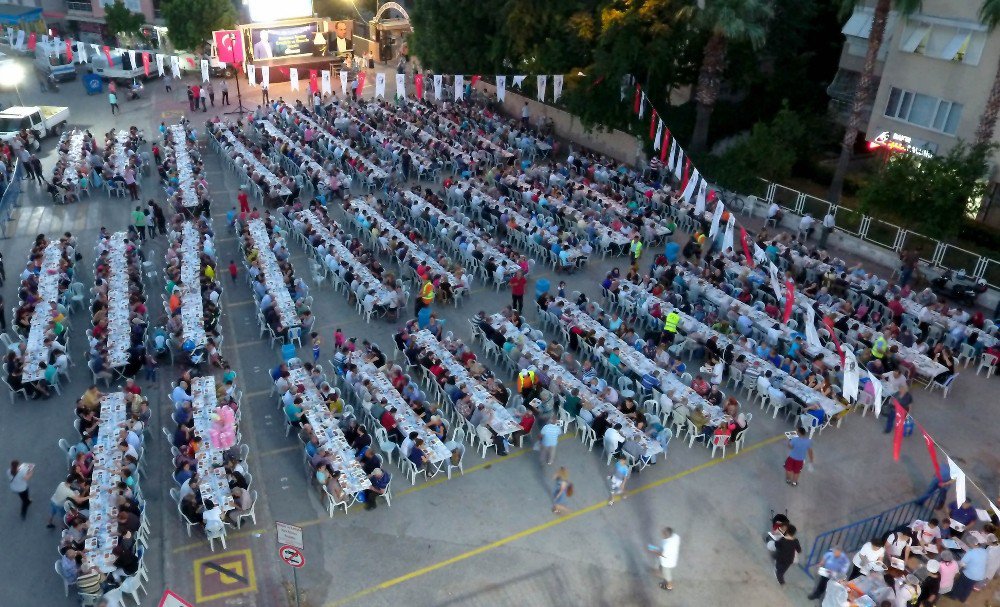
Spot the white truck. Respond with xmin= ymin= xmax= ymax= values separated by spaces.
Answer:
xmin=0 ymin=106 xmax=70 ymax=143
xmin=33 ymin=40 xmax=76 ymax=82
xmin=88 ymin=49 xmax=151 ymax=82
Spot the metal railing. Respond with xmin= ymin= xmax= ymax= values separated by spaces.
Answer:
xmin=800 ymin=489 xmax=942 ymax=578
xmin=66 ymin=1 xmax=94 ymax=12
xmin=756 ymin=178 xmax=1000 ymax=289
xmin=0 ymin=159 xmax=24 ymax=238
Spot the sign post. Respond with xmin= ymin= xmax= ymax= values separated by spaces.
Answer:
xmin=276 ymin=522 xmax=304 ymax=607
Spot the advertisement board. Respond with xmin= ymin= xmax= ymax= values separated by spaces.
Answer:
xmin=248 ymin=23 xmax=319 ymax=62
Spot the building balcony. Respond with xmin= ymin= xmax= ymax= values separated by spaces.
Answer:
xmin=65 ymin=1 xmax=95 ymax=14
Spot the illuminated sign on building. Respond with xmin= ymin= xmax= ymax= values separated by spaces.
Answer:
xmin=868 ymin=131 xmax=935 ymax=158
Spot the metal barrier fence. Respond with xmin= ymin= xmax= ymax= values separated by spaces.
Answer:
xmin=756 ymin=178 xmax=1000 ymax=289
xmin=800 ymin=489 xmax=942 ymax=578
xmin=0 ymin=159 xmax=23 ymax=238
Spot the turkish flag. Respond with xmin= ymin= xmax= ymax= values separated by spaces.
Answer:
xmin=414 ymin=73 xmax=423 ymax=100
xmin=213 ymin=29 xmax=243 ymax=64
xmin=309 ymin=70 xmax=318 ymax=93
xmin=660 ymin=128 xmax=670 ymax=163
xmin=633 ymin=83 xmax=641 ymax=114
xmin=918 ymin=424 xmax=942 ymax=482
xmin=27 ymin=32 xmax=36 ymax=51
xmin=681 ymin=158 xmax=691 ymax=192
xmin=142 ymin=52 xmax=150 ymax=77
xmin=740 ymin=228 xmax=754 ymax=269
xmin=649 ymin=110 xmax=658 ymax=140
xmin=356 ymin=71 xmax=366 ymax=96
xmin=470 ymin=75 xmax=480 ymax=87
xmin=186 ymin=57 xmax=196 ymax=68
xmin=65 ymin=38 xmax=73 ymax=62
xmin=279 ymin=67 xmax=289 ymax=76
xmin=103 ymin=45 xmax=113 ymax=66
xmin=782 ymin=280 xmax=796 ymax=323
xmin=892 ymin=400 xmax=907 ymax=461
xmin=822 ymin=316 xmax=845 ymax=362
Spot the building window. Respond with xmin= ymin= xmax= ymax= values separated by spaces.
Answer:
xmin=899 ymin=19 xmax=987 ymax=65
xmin=884 ymin=86 xmax=962 ymax=135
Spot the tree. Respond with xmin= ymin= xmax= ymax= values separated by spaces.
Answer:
xmin=410 ymin=0 xmax=508 ymax=74
xmin=858 ymin=143 xmax=994 ymax=240
xmin=161 ymin=0 xmax=237 ymax=52
xmin=975 ymin=0 xmax=1000 ymax=144
xmin=104 ymin=0 xmax=145 ymax=42
xmin=706 ymin=103 xmax=807 ymax=193
xmin=688 ymin=0 xmax=773 ymax=153
xmin=827 ymin=0 xmax=922 ymax=202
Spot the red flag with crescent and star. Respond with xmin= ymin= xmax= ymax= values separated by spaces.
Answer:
xmin=214 ymin=30 xmax=243 ymax=64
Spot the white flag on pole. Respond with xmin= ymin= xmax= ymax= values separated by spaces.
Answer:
xmin=537 ymin=75 xmax=547 ymax=102
xmin=395 ymin=72 xmax=405 ymax=99
xmin=433 ymin=74 xmax=442 ymax=100
xmin=721 ymin=214 xmax=736 ymax=252
xmin=247 ymin=64 xmax=256 ymax=87
xmin=553 ymin=74 xmax=564 ymax=102
xmin=375 ymin=72 xmax=386 ymax=98
xmin=261 ymin=66 xmax=269 ymax=88
xmin=14 ymin=30 xmax=24 ymax=49
xmin=803 ymin=304 xmax=822 ymax=349
xmin=673 ymin=147 xmax=684 ymax=180
xmin=339 ymin=70 xmax=348 ymax=97
xmin=289 ymin=68 xmax=299 ymax=91
xmin=511 ymin=75 xmax=525 ymax=89
xmin=682 ymin=169 xmax=698 ymax=203
xmin=653 ymin=119 xmax=663 ymax=151
xmin=454 ymin=75 xmax=464 ymax=100
xmin=128 ymin=50 xmax=137 ymax=70
xmin=496 ymin=75 xmax=506 ymax=102
xmin=695 ymin=179 xmax=708 ymax=215
xmin=155 ymin=53 xmax=164 ymax=76
xmin=170 ymin=55 xmax=180 ymax=79
xmin=201 ymin=59 xmax=210 ymax=82
xmin=78 ymin=41 xmax=89 ymax=64
xmin=842 ymin=347 xmax=860 ymax=402
xmin=322 ymin=70 xmax=332 ymax=95
xmin=5 ymin=28 xmax=11 ymax=46
xmin=709 ymin=199 xmax=724 ymax=238
xmin=948 ymin=457 xmax=966 ymax=506
xmin=867 ymin=368 xmax=884 ymax=417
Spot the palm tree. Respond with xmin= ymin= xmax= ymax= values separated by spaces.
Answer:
xmin=975 ymin=0 xmax=1000 ymax=144
xmin=827 ymin=0 xmax=922 ymax=202
xmin=689 ymin=0 xmax=773 ymax=153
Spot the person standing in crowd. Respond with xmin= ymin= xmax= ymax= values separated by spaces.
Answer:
xmin=261 ymin=82 xmax=270 ymax=105
xmin=917 ymin=559 xmax=941 ymax=607
xmin=807 ymin=546 xmax=850 ymax=599
xmin=551 ymin=467 xmax=571 ymax=515
xmin=648 ymin=527 xmax=680 ymax=591
xmin=221 ymin=80 xmax=230 ymax=105
xmin=131 ymin=206 xmax=147 ymax=241
xmin=7 ymin=460 xmax=34 ymax=519
xmin=186 ymin=85 xmax=195 ymax=111
xmin=949 ymin=536 xmax=988 ymax=602
xmin=207 ymin=81 xmax=215 ymax=107
xmin=199 ymin=86 xmax=208 ymax=111
xmin=537 ymin=416 xmax=561 ymax=466
xmin=773 ymin=524 xmax=801 ymax=585
xmin=608 ymin=456 xmax=630 ymax=506
xmin=108 ymin=91 xmax=119 ymax=115
xmin=509 ymin=270 xmax=527 ymax=313
xmin=819 ymin=210 xmax=835 ymax=248
xmin=784 ymin=427 xmax=814 ymax=487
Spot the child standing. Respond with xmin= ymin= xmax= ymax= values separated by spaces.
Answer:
xmin=334 ymin=328 xmax=345 ymax=349
xmin=311 ymin=332 xmax=321 ymax=363
xmin=228 ymin=260 xmax=238 ymax=282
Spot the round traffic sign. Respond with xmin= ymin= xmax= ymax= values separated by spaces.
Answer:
xmin=279 ymin=544 xmax=305 ymax=568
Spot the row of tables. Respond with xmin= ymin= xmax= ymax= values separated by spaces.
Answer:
xmin=23 ymin=242 xmax=65 ymax=382
xmin=165 ymin=125 xmax=200 ymax=209
xmin=245 ymin=218 xmax=301 ymax=329
xmin=102 ymin=233 xmax=135 ymax=368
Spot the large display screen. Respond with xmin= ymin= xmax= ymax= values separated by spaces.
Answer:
xmin=247 ymin=0 xmax=312 ymax=23
xmin=248 ymin=23 xmax=319 ymax=62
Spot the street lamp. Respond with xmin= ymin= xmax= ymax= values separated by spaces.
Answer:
xmin=0 ymin=61 xmax=25 ymax=106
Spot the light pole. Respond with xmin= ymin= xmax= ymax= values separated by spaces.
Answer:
xmin=0 ymin=61 xmax=25 ymax=106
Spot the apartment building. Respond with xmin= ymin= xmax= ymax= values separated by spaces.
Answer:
xmin=49 ymin=0 xmax=162 ymax=42
xmin=829 ymin=0 xmax=1000 ymax=224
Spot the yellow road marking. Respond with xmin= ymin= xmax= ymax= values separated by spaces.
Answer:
xmin=324 ymin=434 xmax=785 ymax=607
xmin=192 ymin=549 xmax=257 ymax=603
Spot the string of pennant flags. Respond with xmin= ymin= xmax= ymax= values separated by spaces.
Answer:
xmin=627 ymin=77 xmax=1000 ymax=518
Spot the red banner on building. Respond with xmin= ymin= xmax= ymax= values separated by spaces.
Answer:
xmin=142 ymin=52 xmax=150 ymax=77
xmin=65 ymin=38 xmax=73 ymax=62
xmin=414 ymin=73 xmax=424 ymax=100
xmin=27 ymin=32 xmax=36 ymax=51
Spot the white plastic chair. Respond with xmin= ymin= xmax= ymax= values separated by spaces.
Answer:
xmin=445 ymin=443 xmax=465 ymax=479
xmin=206 ymin=522 xmax=227 ymax=551
xmin=234 ymin=490 xmax=258 ymax=529
xmin=55 ymin=560 xmax=72 ymax=596
xmin=976 ymin=353 xmax=998 ymax=378
xmin=709 ymin=432 xmax=730 ymax=458
xmin=926 ymin=373 xmax=958 ymax=398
